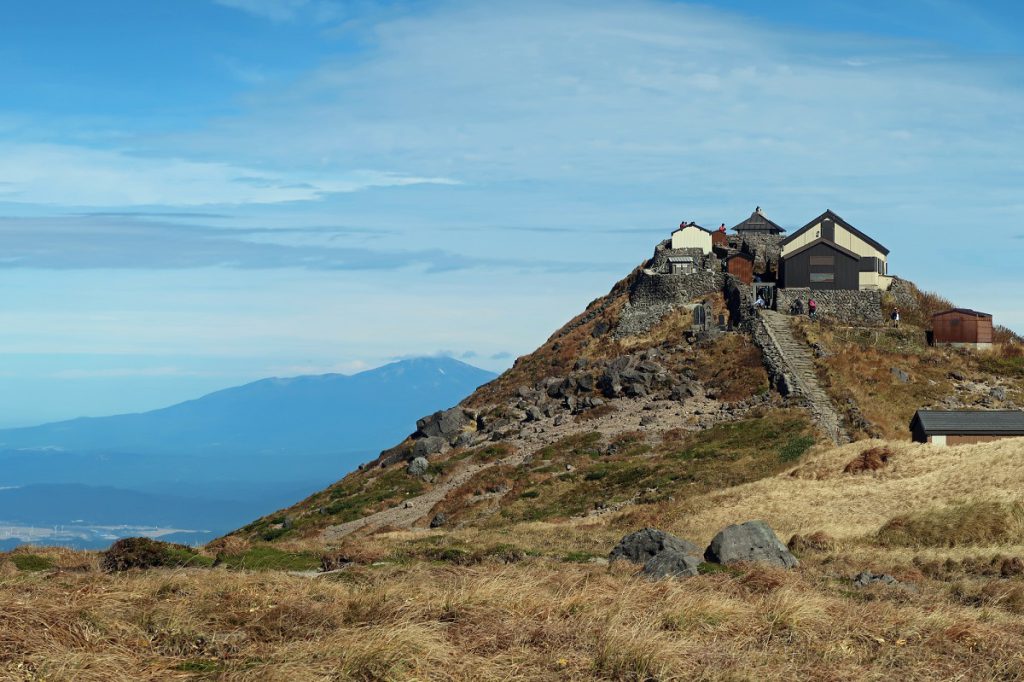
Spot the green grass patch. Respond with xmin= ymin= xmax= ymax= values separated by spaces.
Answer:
xmin=534 ymin=431 xmax=603 ymax=462
xmin=10 ymin=553 xmax=55 ymax=572
xmin=563 ymin=551 xmax=600 ymax=563
xmin=220 ymin=546 xmax=321 ymax=571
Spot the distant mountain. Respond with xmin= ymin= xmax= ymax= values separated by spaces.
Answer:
xmin=0 ymin=357 xmax=496 ymax=547
xmin=0 ymin=356 xmax=496 ymax=457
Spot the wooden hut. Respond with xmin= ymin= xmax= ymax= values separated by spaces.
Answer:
xmin=726 ymin=252 xmax=754 ymax=284
xmin=711 ymin=229 xmax=729 ymax=250
xmin=911 ymin=410 xmax=1024 ymax=446
xmin=932 ymin=309 xmax=993 ymax=349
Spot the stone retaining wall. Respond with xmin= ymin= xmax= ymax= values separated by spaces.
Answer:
xmin=615 ymin=270 xmax=724 ymax=337
xmin=776 ymin=288 xmax=883 ymax=325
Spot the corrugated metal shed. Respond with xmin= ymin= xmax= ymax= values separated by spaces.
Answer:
xmin=912 ymin=410 xmax=1024 ymax=436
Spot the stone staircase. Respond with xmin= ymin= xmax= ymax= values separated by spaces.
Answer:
xmin=755 ymin=309 xmax=848 ymax=444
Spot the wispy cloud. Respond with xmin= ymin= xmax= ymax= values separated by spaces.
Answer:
xmin=0 ymin=214 xmax=621 ymax=273
xmin=0 ymin=144 xmax=459 ymax=207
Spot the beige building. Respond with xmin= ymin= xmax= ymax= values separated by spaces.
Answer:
xmin=780 ymin=210 xmax=892 ymax=290
xmin=670 ymin=223 xmax=713 ymax=254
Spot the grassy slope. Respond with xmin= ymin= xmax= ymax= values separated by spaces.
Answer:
xmin=8 ymin=437 xmax=1024 ymax=680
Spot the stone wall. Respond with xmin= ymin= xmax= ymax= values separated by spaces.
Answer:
xmin=736 ymin=234 xmax=784 ymax=275
xmin=776 ymin=288 xmax=883 ymax=326
xmin=615 ymin=269 xmax=724 ymax=337
xmin=724 ymin=276 xmax=755 ymax=328
xmin=649 ymin=241 xmax=718 ymax=274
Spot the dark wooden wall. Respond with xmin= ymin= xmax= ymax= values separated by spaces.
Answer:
xmin=727 ymin=256 xmax=753 ymax=284
xmin=780 ymin=242 xmax=859 ymax=290
xmin=933 ymin=311 xmax=994 ymax=344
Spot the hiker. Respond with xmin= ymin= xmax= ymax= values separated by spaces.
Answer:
xmin=891 ymin=307 xmax=900 ymax=328
xmin=755 ymin=294 xmax=766 ymax=309
xmin=808 ymin=297 xmax=818 ymax=320
xmin=718 ymin=223 xmax=726 ymax=233
xmin=791 ymin=297 xmax=804 ymax=315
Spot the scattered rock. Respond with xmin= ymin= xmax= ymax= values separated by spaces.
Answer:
xmin=554 ymin=415 xmax=567 ymax=426
xmin=949 ymin=371 xmax=966 ymax=381
xmin=406 ymin=456 xmax=429 ymax=477
xmin=609 ymin=528 xmax=701 ymax=565
xmin=525 ymin=406 xmax=545 ymax=422
xmin=843 ymin=446 xmax=893 ymax=474
xmin=429 ymin=513 xmax=448 ymax=529
xmin=591 ymin=321 xmax=610 ymax=337
xmin=704 ymin=521 xmax=798 ymax=568
xmin=643 ymin=549 xmax=701 ymax=579
xmin=564 ymin=464 xmax=575 ymax=472
xmin=640 ymin=415 xmax=657 ymax=427
xmin=991 ymin=386 xmax=1008 ymax=401
xmin=890 ymin=367 xmax=911 ymax=384
xmin=852 ymin=571 xmax=901 ymax=589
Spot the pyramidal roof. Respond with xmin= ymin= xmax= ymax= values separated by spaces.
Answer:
xmin=731 ymin=209 xmax=785 ymax=234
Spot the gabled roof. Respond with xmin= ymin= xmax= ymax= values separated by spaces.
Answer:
xmin=672 ymin=223 xmax=713 ymax=234
xmin=781 ymin=236 xmax=860 ymax=261
xmin=912 ymin=410 xmax=1024 ymax=436
xmin=934 ymin=308 xmax=992 ymax=319
xmin=731 ymin=210 xmax=785 ymax=234
xmin=782 ymin=209 xmax=889 ymax=256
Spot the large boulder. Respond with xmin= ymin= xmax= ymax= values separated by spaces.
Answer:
xmin=417 ymin=407 xmax=473 ymax=440
xmin=704 ymin=521 xmax=799 ymax=568
xmin=642 ymin=549 xmax=701 ymax=579
xmin=609 ymin=528 xmax=702 ymax=565
xmin=412 ymin=437 xmax=446 ymax=458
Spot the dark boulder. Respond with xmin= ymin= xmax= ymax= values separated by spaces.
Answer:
xmin=429 ymin=513 xmax=448 ymax=529
xmin=412 ymin=436 xmax=446 ymax=458
xmin=609 ymin=528 xmax=702 ymax=564
xmin=704 ymin=521 xmax=799 ymax=568
xmin=417 ymin=407 xmax=473 ymax=439
xmin=643 ymin=549 xmax=701 ymax=579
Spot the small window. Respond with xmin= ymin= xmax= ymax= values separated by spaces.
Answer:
xmin=810 ymin=272 xmax=834 ymax=283
xmin=809 ymin=255 xmax=834 ymax=266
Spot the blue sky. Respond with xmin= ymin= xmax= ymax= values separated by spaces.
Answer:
xmin=1 ymin=0 xmax=1022 ymax=427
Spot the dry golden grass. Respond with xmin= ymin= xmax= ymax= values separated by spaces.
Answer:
xmin=6 ymin=548 xmax=1024 ymax=681
xmin=9 ymin=438 xmax=1024 ymax=679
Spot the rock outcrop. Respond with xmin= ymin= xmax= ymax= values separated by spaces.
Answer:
xmin=704 ymin=521 xmax=799 ymax=568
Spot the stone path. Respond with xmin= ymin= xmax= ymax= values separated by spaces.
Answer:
xmin=321 ymin=449 xmax=527 ymax=542
xmin=758 ymin=310 xmax=848 ymax=444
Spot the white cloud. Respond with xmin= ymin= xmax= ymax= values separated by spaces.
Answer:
xmin=213 ymin=0 xmax=343 ymax=23
xmin=0 ymin=144 xmax=458 ymax=207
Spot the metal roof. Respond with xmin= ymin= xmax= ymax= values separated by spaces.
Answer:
xmin=731 ymin=210 xmax=785 ymax=234
xmin=667 ymin=256 xmax=694 ymax=262
xmin=934 ymin=308 xmax=992 ymax=319
xmin=781 ymin=209 xmax=890 ymax=256
xmin=912 ymin=410 xmax=1024 ymax=435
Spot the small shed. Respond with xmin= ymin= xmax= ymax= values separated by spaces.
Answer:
xmin=667 ymin=256 xmax=696 ymax=275
xmin=932 ymin=309 xmax=994 ymax=349
xmin=711 ymin=229 xmax=729 ymax=250
xmin=911 ymin=410 xmax=1024 ymax=446
xmin=726 ymin=252 xmax=754 ymax=284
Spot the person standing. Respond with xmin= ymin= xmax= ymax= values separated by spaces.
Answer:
xmin=808 ymin=297 xmax=817 ymax=320
xmin=891 ymin=308 xmax=900 ymax=328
